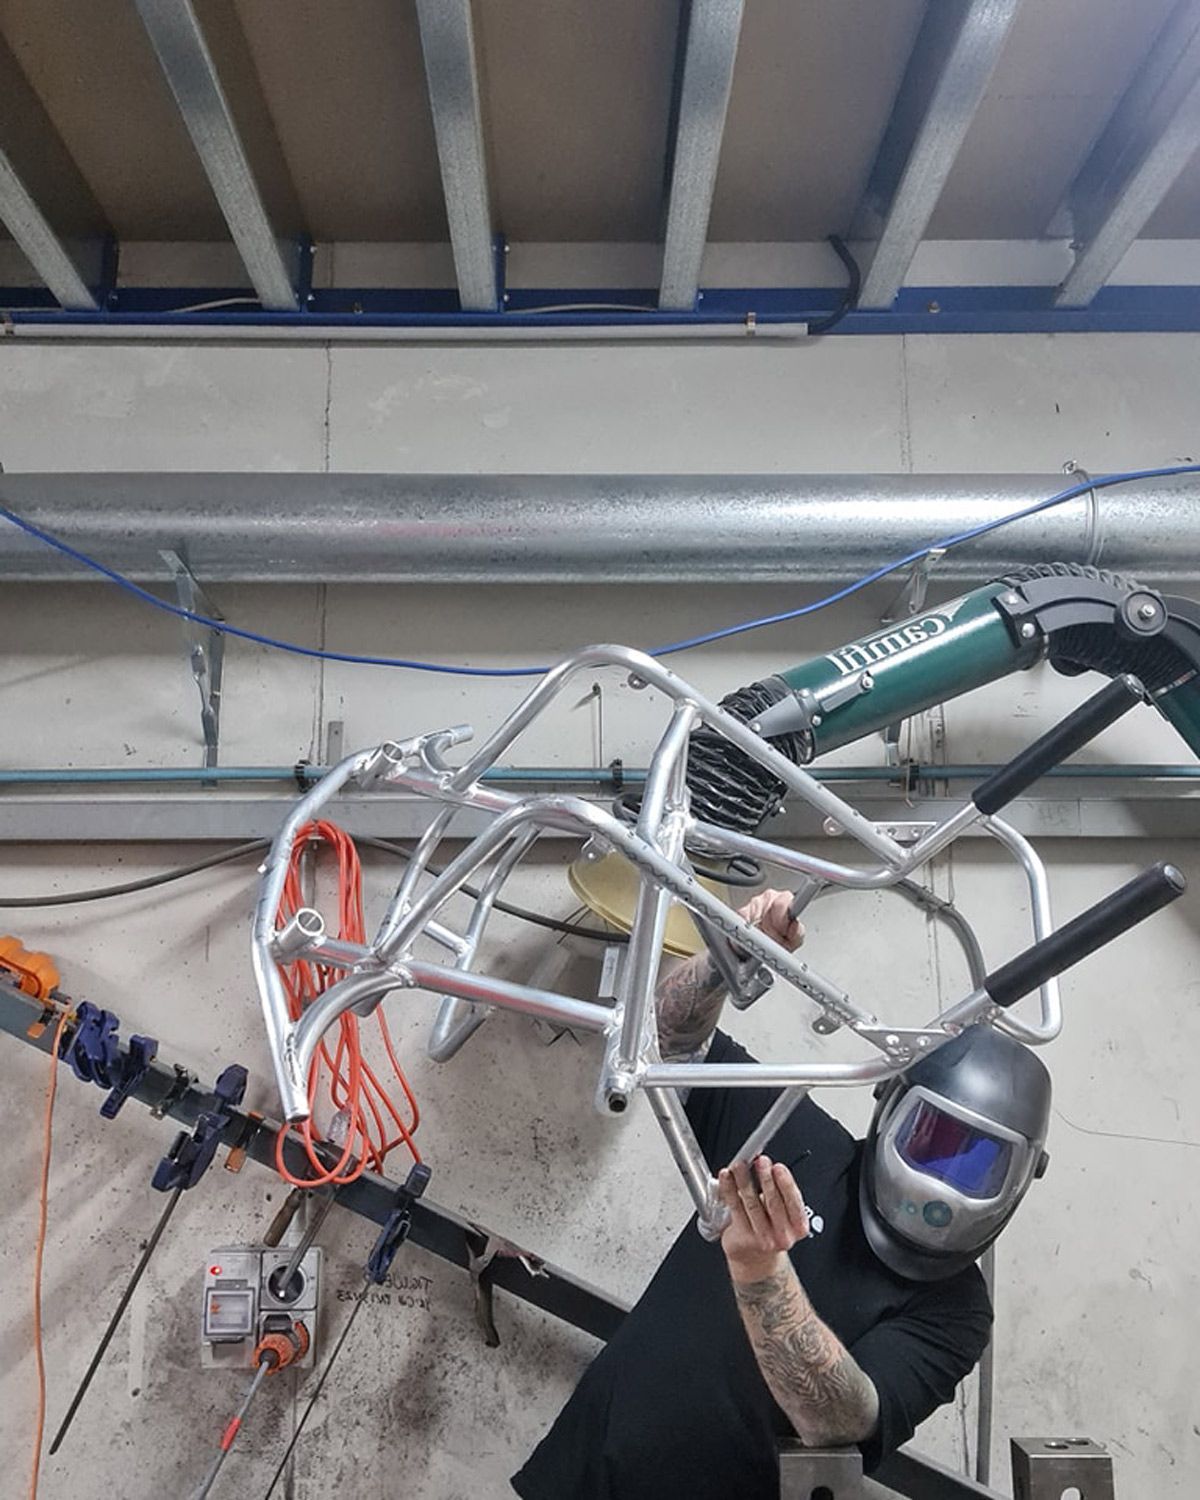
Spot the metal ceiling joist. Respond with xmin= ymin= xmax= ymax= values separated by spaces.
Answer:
xmin=132 ymin=0 xmax=298 ymax=310
xmin=415 ymin=0 xmax=498 ymax=312
xmin=853 ymin=0 xmax=1025 ymax=310
xmin=658 ymin=0 xmax=746 ymax=311
xmin=0 ymin=37 xmax=104 ymax=309
xmin=1055 ymin=0 xmax=1200 ymax=308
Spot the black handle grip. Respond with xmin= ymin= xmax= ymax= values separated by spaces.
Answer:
xmin=983 ymin=861 xmax=1187 ymax=1009
xmin=972 ymin=674 xmax=1145 ymax=817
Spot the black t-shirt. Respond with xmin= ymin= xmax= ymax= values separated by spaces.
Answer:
xmin=513 ymin=1031 xmax=992 ymax=1500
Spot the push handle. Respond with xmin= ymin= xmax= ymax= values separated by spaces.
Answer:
xmin=972 ymin=674 xmax=1145 ymax=817
xmin=983 ymin=862 xmax=1186 ymax=1009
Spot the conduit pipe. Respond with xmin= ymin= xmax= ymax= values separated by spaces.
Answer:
xmin=2 ymin=473 xmax=1200 ymax=583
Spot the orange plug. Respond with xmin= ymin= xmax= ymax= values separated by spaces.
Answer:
xmin=254 ymin=1320 xmax=310 ymax=1374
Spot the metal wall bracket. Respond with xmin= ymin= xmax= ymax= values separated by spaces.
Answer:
xmin=161 ymin=549 xmax=224 ymax=769
xmin=778 ymin=1442 xmax=864 ymax=1498
xmin=1011 ymin=1437 xmax=1115 ymax=1499
xmin=882 ymin=547 xmax=946 ymax=624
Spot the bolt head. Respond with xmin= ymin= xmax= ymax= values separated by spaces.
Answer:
xmin=1003 ymin=593 xmax=1021 ymax=606
xmin=860 ymin=671 xmax=874 ymax=689
xmin=1020 ymin=621 xmax=1037 ymax=639
xmin=1137 ymin=602 xmax=1157 ymax=621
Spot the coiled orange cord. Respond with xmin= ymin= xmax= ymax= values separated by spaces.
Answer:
xmin=272 ymin=822 xmax=421 ymax=1186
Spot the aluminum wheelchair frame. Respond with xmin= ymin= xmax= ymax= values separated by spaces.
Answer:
xmin=249 ymin=644 xmax=1189 ymax=1240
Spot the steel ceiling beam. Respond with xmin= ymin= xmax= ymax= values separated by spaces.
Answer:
xmin=132 ymin=0 xmax=297 ymax=310
xmin=853 ymin=0 xmax=1024 ymax=310
xmin=1055 ymin=0 xmax=1200 ymax=307
xmin=658 ymin=0 xmax=746 ymax=311
xmin=0 ymin=37 xmax=105 ymax=309
xmin=415 ymin=0 xmax=498 ymax=312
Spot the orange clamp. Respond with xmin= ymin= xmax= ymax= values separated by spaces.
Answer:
xmin=0 ymin=938 xmax=61 ymax=1001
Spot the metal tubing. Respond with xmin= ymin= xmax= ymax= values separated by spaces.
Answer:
xmin=659 ymin=0 xmax=746 ymax=310
xmin=132 ymin=0 xmax=297 ymax=311
xmin=376 ymin=804 xmax=459 ymax=950
xmin=644 ymin=1086 xmax=720 ymax=1222
xmin=3 ymin=761 xmax=1200 ymax=788
xmin=733 ymin=1087 xmax=812 ymax=1168
xmin=427 ymin=825 xmax=542 ymax=1061
xmin=251 ymin=747 xmax=383 ymax=1119
xmin=643 ymin=1058 xmax=897 ymax=1089
xmin=448 ymin=645 xmax=904 ymax=866
xmin=981 ymin=816 xmax=1062 ymax=1043
xmin=6 ymin=472 xmax=1200 ymax=583
xmin=291 ymin=961 xmax=611 ymax=1089
xmin=614 ymin=706 xmax=696 ymax=1075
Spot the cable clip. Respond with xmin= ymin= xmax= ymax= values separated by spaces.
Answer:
xmin=366 ymin=1162 xmax=432 ymax=1284
xmin=151 ymin=1064 xmax=248 ymax=1194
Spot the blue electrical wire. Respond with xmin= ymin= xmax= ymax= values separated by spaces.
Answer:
xmin=2 ymin=462 xmax=1198 ymax=677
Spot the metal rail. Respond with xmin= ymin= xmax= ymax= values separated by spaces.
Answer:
xmin=0 ymin=976 xmax=626 ymax=1344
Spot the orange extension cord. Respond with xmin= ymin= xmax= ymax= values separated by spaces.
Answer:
xmin=30 ymin=1005 xmax=72 ymax=1500
xmin=272 ymin=821 xmax=421 ymax=1187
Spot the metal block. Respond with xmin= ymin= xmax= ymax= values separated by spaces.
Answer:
xmin=779 ymin=1442 xmax=864 ymax=1499
xmin=1010 ymin=1437 xmax=1115 ymax=1500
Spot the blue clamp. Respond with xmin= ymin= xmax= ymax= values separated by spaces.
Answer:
xmin=366 ymin=1163 xmax=432 ymax=1284
xmin=60 ymin=1001 xmax=121 ymax=1086
xmin=60 ymin=1001 xmax=158 ymax=1119
xmin=151 ymin=1063 xmax=248 ymax=1194
xmin=99 ymin=1034 xmax=159 ymax=1119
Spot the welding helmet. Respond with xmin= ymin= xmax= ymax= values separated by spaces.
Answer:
xmin=859 ymin=1026 xmax=1051 ymax=1282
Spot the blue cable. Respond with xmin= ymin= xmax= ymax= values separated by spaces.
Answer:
xmin=2 ymin=463 xmax=1198 ymax=677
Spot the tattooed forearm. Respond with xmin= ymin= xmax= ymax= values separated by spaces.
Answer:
xmin=655 ymin=952 xmax=726 ymax=1058
xmin=732 ymin=1262 xmax=879 ymax=1447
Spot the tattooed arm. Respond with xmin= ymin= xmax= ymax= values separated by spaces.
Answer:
xmin=655 ymin=889 xmax=803 ymax=1059
xmin=717 ymin=1157 xmax=879 ymax=1447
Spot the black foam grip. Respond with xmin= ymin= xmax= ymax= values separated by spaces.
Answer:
xmin=983 ymin=861 xmax=1187 ymax=1009
xmin=972 ymin=674 xmax=1145 ymax=816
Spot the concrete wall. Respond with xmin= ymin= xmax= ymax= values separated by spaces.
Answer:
xmin=1 ymin=330 xmax=1198 ymax=1499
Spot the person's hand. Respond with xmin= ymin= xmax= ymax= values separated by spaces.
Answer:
xmin=736 ymin=889 xmax=805 ymax=952
xmin=717 ymin=1154 xmax=811 ymax=1284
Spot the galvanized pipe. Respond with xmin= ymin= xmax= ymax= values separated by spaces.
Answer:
xmin=4 ymin=472 xmax=1200 ymax=582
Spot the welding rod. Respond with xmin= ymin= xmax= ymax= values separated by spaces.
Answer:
xmin=48 ymin=1186 xmax=184 ymax=1455
xmin=191 ymin=1358 xmax=273 ymax=1500
xmin=260 ymin=1294 xmax=367 ymax=1500
xmin=269 ymin=1189 xmax=337 ymax=1301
